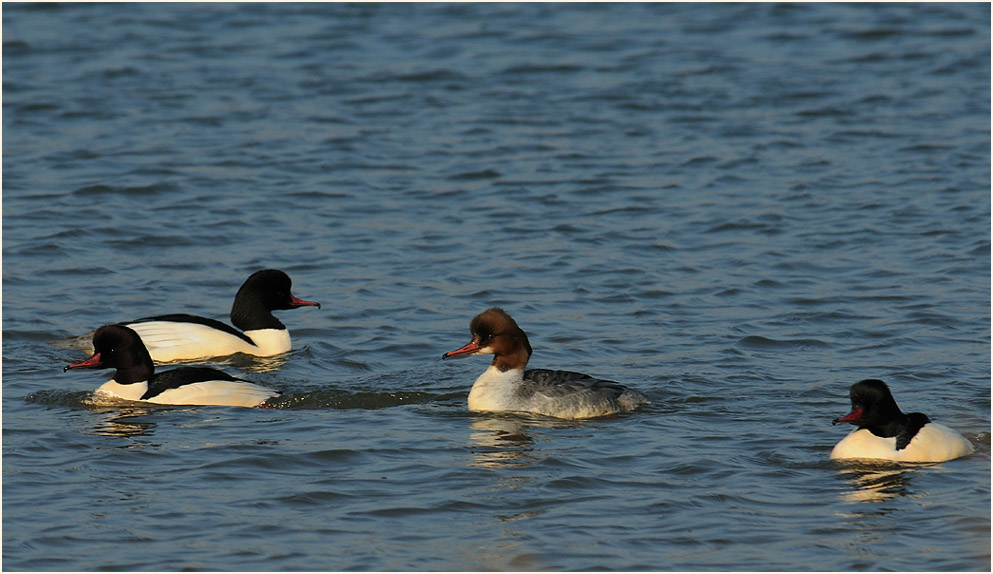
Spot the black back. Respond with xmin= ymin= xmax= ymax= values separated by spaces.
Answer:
xmin=130 ymin=313 xmax=254 ymax=344
xmin=143 ymin=366 xmax=245 ymax=400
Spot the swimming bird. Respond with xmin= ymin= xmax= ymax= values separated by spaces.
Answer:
xmin=66 ymin=324 xmax=280 ymax=408
xmin=112 ymin=269 xmax=319 ymax=362
xmin=830 ymin=379 xmax=974 ymax=463
xmin=442 ymin=308 xmax=648 ymax=419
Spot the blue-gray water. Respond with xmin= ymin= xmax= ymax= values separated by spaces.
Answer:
xmin=3 ymin=3 xmax=990 ymax=571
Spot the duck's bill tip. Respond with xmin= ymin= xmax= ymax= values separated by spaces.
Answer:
xmin=442 ymin=340 xmax=480 ymax=360
xmin=833 ymin=408 xmax=863 ymax=425
xmin=290 ymin=296 xmax=321 ymax=309
xmin=65 ymin=352 xmax=103 ymax=371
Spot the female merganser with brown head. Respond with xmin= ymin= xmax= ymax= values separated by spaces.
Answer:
xmin=442 ymin=308 xmax=648 ymax=419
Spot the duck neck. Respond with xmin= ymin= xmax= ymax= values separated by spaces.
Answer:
xmin=491 ymin=346 xmax=530 ymax=373
xmin=114 ymin=349 xmax=154 ymax=385
xmin=231 ymin=294 xmax=285 ymax=331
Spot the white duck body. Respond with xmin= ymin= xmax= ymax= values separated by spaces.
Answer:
xmin=95 ymin=377 xmax=278 ymax=408
xmin=830 ymin=424 xmax=975 ymax=463
xmin=68 ymin=325 xmax=279 ymax=408
xmin=103 ymin=269 xmax=318 ymax=362
xmin=126 ymin=319 xmax=291 ymax=362
xmin=830 ymin=379 xmax=974 ymax=463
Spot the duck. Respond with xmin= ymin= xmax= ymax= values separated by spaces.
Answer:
xmin=66 ymin=324 xmax=280 ymax=407
xmin=111 ymin=269 xmax=319 ymax=362
xmin=442 ymin=308 xmax=648 ymax=419
xmin=830 ymin=379 xmax=974 ymax=463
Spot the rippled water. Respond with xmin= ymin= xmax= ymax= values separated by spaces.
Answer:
xmin=3 ymin=3 xmax=990 ymax=571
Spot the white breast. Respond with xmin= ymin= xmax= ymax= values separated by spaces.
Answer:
xmin=830 ymin=424 xmax=974 ymax=463
xmin=95 ymin=380 xmax=150 ymax=402
xmin=467 ymin=366 xmax=524 ymax=413
xmin=240 ymin=328 xmax=292 ymax=356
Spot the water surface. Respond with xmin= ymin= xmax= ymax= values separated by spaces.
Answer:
xmin=3 ymin=3 xmax=990 ymax=571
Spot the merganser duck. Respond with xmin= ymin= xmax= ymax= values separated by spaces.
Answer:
xmin=66 ymin=324 xmax=280 ymax=407
xmin=114 ymin=269 xmax=319 ymax=362
xmin=442 ymin=308 xmax=648 ymax=419
xmin=830 ymin=379 xmax=974 ymax=463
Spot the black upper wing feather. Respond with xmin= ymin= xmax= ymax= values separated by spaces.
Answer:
xmin=129 ymin=314 xmax=254 ymax=344
xmin=142 ymin=367 xmax=244 ymax=400
xmin=895 ymin=412 xmax=931 ymax=451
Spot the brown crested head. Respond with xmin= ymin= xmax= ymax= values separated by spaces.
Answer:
xmin=443 ymin=307 xmax=532 ymax=371
xmin=471 ymin=307 xmax=532 ymax=356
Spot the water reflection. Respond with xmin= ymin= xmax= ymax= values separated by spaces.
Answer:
xmin=468 ymin=417 xmax=538 ymax=470
xmin=835 ymin=461 xmax=916 ymax=503
xmin=465 ymin=417 xmax=554 ymax=571
xmin=86 ymin=405 xmax=158 ymax=442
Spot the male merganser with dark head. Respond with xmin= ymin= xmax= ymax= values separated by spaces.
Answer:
xmin=67 ymin=325 xmax=280 ymax=407
xmin=115 ymin=269 xmax=319 ymax=362
xmin=830 ymin=379 xmax=974 ymax=463
xmin=442 ymin=308 xmax=648 ymax=419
